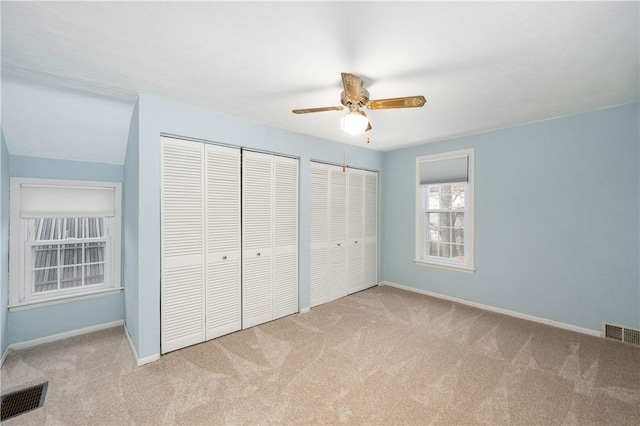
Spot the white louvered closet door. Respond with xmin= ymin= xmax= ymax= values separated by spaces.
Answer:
xmin=309 ymin=162 xmax=330 ymax=307
xmin=205 ymin=144 xmax=241 ymax=340
xmin=242 ymin=151 xmax=274 ymax=329
xmin=347 ymin=169 xmax=365 ymax=294
xmin=363 ymin=170 xmax=378 ymax=290
xmin=329 ymin=165 xmax=348 ymax=301
xmin=161 ymin=137 xmax=205 ymax=354
xmin=272 ymin=156 xmax=299 ymax=320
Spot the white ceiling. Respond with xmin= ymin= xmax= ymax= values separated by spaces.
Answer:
xmin=2 ymin=1 xmax=639 ymax=159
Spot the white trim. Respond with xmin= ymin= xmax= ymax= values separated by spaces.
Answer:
xmin=299 ymin=307 xmax=310 ymax=314
xmin=380 ymin=281 xmax=600 ymax=337
xmin=137 ymin=352 xmax=161 ymax=366
xmin=415 ymin=148 xmax=474 ymax=271
xmin=8 ymin=287 xmax=123 ymax=311
xmin=413 ymin=259 xmax=475 ymax=273
xmin=1 ymin=346 xmax=9 ymax=367
xmin=124 ymin=323 xmax=138 ymax=361
xmin=9 ymin=177 xmax=122 ymax=307
xmin=124 ymin=323 xmax=161 ymax=366
xmin=8 ymin=320 xmax=124 ymax=351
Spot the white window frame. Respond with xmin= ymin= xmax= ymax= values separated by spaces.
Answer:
xmin=9 ymin=178 xmax=122 ymax=310
xmin=414 ymin=149 xmax=475 ymax=272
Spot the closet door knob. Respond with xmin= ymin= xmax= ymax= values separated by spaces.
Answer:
xmin=257 ymin=252 xmax=261 ymax=257
xmin=337 ymin=243 xmax=341 ymax=247
xmin=222 ymin=255 xmax=227 ymax=260
xmin=355 ymin=241 xmax=358 ymax=244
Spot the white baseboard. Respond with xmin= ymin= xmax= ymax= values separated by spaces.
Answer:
xmin=8 ymin=320 xmax=125 ymax=351
xmin=124 ymin=324 xmax=160 ymax=366
xmin=380 ymin=281 xmax=601 ymax=337
xmin=299 ymin=307 xmax=310 ymax=314
xmin=138 ymin=353 xmax=161 ymax=365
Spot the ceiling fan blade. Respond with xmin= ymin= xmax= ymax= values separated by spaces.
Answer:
xmin=341 ymin=73 xmax=362 ymax=102
xmin=366 ymin=96 xmax=426 ymax=110
xmin=292 ymin=106 xmax=343 ymax=114
xmin=365 ymin=122 xmax=372 ymax=132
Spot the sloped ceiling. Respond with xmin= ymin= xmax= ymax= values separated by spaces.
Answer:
xmin=2 ymin=77 xmax=134 ymax=164
xmin=1 ymin=1 xmax=639 ymax=164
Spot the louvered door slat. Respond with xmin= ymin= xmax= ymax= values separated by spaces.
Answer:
xmin=162 ymin=143 xmax=204 ymax=260
xmin=348 ymin=169 xmax=364 ymax=240
xmin=348 ymin=241 xmax=364 ymax=293
xmin=273 ymin=252 xmax=298 ymax=319
xmin=206 ymin=259 xmax=241 ymax=339
xmin=364 ymin=241 xmax=377 ymax=289
xmin=364 ymin=172 xmax=378 ymax=239
xmin=273 ymin=156 xmax=298 ymax=319
xmin=310 ymin=163 xmax=329 ymax=245
xmin=274 ymin=157 xmax=298 ymax=248
xmin=205 ymin=144 xmax=241 ymax=340
xmin=330 ymin=167 xmax=347 ymax=241
xmin=329 ymin=243 xmax=348 ymax=300
xmin=242 ymin=255 xmax=273 ymax=328
xmin=310 ymin=247 xmax=329 ymax=307
xmin=161 ymin=137 xmax=205 ymax=354
xmin=243 ymin=152 xmax=273 ymax=251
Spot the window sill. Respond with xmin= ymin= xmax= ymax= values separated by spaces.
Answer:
xmin=8 ymin=287 xmax=123 ymax=312
xmin=413 ymin=259 xmax=475 ymax=273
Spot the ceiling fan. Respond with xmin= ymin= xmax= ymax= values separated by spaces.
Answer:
xmin=292 ymin=73 xmax=426 ymax=136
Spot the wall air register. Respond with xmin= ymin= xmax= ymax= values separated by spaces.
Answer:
xmin=1 ymin=382 xmax=48 ymax=421
xmin=602 ymin=322 xmax=640 ymax=346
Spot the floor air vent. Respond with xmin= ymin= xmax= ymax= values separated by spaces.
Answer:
xmin=603 ymin=323 xmax=640 ymax=346
xmin=0 ymin=382 xmax=48 ymax=421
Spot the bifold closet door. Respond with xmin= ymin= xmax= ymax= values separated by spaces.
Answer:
xmin=309 ymin=162 xmax=378 ymax=308
xmin=162 ymin=140 xmax=298 ymax=350
xmin=242 ymin=151 xmax=299 ymax=328
xmin=363 ymin=171 xmax=378 ymax=289
xmin=329 ymin=165 xmax=348 ymax=301
xmin=310 ymin=162 xmax=330 ymax=307
xmin=205 ymin=144 xmax=241 ymax=340
xmin=242 ymin=151 xmax=274 ymax=329
xmin=272 ymin=155 xmax=299 ymax=320
xmin=162 ymin=137 xmax=242 ymax=354
xmin=347 ymin=168 xmax=365 ymax=293
xmin=161 ymin=137 xmax=205 ymax=354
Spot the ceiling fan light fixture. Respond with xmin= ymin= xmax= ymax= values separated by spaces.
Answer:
xmin=293 ymin=73 xmax=425 ymax=140
xmin=340 ymin=109 xmax=369 ymax=135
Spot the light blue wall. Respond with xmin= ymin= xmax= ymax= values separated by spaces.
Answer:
xmin=8 ymin=294 xmax=124 ymax=344
xmin=1 ymin=130 xmax=10 ymax=356
xmin=7 ymin=155 xmax=125 ymax=344
xmin=133 ymin=93 xmax=384 ymax=358
xmin=10 ymin=155 xmax=124 ymax=182
xmin=123 ymin=101 xmax=140 ymax=352
xmin=382 ymin=102 xmax=640 ymax=331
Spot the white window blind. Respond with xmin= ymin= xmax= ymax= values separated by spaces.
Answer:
xmin=19 ymin=184 xmax=116 ymax=218
xmin=419 ymin=155 xmax=468 ymax=185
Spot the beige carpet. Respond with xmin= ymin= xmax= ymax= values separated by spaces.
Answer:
xmin=2 ymin=285 xmax=639 ymax=425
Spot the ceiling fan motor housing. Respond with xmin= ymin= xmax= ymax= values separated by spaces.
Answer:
xmin=340 ymin=88 xmax=370 ymax=108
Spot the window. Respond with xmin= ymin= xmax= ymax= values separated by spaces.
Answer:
xmin=9 ymin=178 xmax=122 ymax=308
xmin=27 ymin=217 xmax=111 ymax=295
xmin=415 ymin=149 xmax=474 ymax=271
